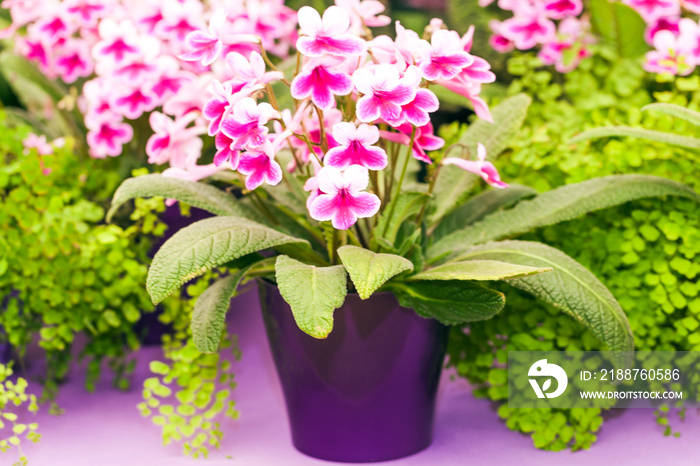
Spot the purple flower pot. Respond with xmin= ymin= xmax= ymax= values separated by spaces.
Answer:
xmin=136 ymin=204 xmax=214 ymax=346
xmin=0 ymin=343 xmax=11 ymax=365
xmin=259 ymin=280 xmax=448 ymax=463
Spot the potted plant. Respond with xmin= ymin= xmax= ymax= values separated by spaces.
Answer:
xmin=108 ymin=3 xmax=700 ymax=462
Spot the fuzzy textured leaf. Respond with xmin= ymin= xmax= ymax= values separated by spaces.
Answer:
xmin=429 ymin=175 xmax=700 ymax=262
xmin=191 ymin=268 xmax=250 ymax=353
xmin=107 ymin=174 xmax=260 ymax=222
xmin=147 ymin=217 xmax=306 ymax=304
xmin=590 ymin=0 xmax=648 ymax=58
xmin=337 ymin=246 xmax=413 ymax=299
xmin=571 ymin=126 xmax=700 ymax=150
xmin=275 ymin=256 xmax=347 ymax=338
xmin=411 ymin=260 xmax=551 ymax=281
xmin=433 ymin=184 xmax=537 ymax=240
xmin=376 ymin=192 xmax=429 ymax=246
xmin=642 ymin=103 xmax=700 ymax=126
xmin=391 ymin=281 xmax=505 ymax=325
xmin=429 ymin=94 xmax=531 ymax=224
xmin=454 ymin=241 xmax=634 ymax=354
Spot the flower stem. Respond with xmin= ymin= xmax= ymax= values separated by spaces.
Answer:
xmin=415 ymin=164 xmax=441 ymax=228
xmin=258 ymin=43 xmax=290 ymax=86
xmin=381 ymin=127 xmax=416 ymax=236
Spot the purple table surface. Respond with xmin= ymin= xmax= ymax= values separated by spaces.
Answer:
xmin=17 ymin=287 xmax=700 ymax=466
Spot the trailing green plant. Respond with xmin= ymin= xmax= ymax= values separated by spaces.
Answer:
xmin=137 ymin=270 xmax=241 ymax=459
xmin=445 ymin=50 xmax=700 ymax=451
xmin=0 ymin=363 xmax=40 ymax=466
xmin=0 ymin=115 xmax=168 ymax=404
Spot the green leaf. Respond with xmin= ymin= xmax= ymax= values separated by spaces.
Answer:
xmin=390 ymin=281 xmax=505 ymax=325
xmin=107 ymin=174 xmax=260 ymax=222
xmin=642 ymin=102 xmax=700 ymax=126
xmin=432 ymin=184 xmax=537 ymax=240
xmin=571 ymin=126 xmax=700 ymax=150
xmin=454 ymin=241 xmax=634 ymax=355
xmin=590 ymin=0 xmax=648 ymax=58
xmin=275 ymin=255 xmax=348 ymax=338
xmin=410 ymin=260 xmax=551 ymax=281
xmin=149 ymin=361 xmax=170 ymax=376
xmin=375 ymin=191 xmax=429 ymax=246
xmin=337 ymin=245 xmax=413 ymax=299
xmin=147 ymin=217 xmax=306 ymax=304
xmin=428 ymin=175 xmax=700 ymax=262
xmin=429 ymin=93 xmax=531 ymax=224
xmin=191 ymin=267 xmax=251 ymax=353
xmin=0 ymin=52 xmax=68 ymax=102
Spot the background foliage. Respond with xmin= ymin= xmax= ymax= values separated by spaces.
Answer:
xmin=0 ymin=114 xmax=168 ymax=403
xmin=446 ymin=48 xmax=700 ymax=450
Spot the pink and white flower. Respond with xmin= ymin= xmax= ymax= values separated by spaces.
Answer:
xmin=112 ymin=86 xmax=157 ymax=119
xmin=335 ymin=0 xmax=390 ymax=31
xmin=86 ymin=118 xmax=134 ymax=158
xmin=55 ymin=39 xmax=93 ymax=83
xmin=237 ymin=141 xmax=284 ymax=190
xmin=220 ymin=97 xmax=279 ymax=150
xmin=146 ymin=112 xmax=205 ymax=167
xmin=500 ymin=5 xmax=556 ymax=50
xmin=442 ymin=143 xmax=507 ymax=189
xmin=297 ymin=6 xmax=365 ymax=57
xmin=353 ymin=64 xmax=416 ymax=124
xmin=225 ymin=51 xmax=284 ymax=86
xmin=179 ymin=9 xmax=227 ymax=66
xmin=543 ymin=0 xmax=583 ymax=20
xmin=623 ymin=0 xmax=679 ymax=23
xmin=381 ymin=122 xmax=444 ymax=164
xmin=213 ymin=132 xmax=240 ymax=170
xmin=291 ymin=59 xmax=353 ymax=109
xmin=324 ymin=123 xmax=388 ymax=170
xmin=23 ymin=133 xmax=54 ymax=156
xmin=309 ymin=165 xmax=380 ymax=230
xmin=399 ymin=66 xmax=439 ymax=126
xmin=417 ymin=29 xmax=474 ymax=81
xmin=92 ymin=19 xmax=141 ymax=65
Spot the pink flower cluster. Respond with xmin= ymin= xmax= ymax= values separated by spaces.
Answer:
xmin=170 ymin=3 xmax=500 ymax=230
xmin=634 ymin=1 xmax=700 ymax=76
xmin=5 ymin=0 xmax=296 ymax=160
xmin=485 ymin=0 xmax=593 ymax=72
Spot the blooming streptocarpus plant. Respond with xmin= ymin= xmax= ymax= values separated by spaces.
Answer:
xmin=110 ymin=3 xmax=698 ymax=377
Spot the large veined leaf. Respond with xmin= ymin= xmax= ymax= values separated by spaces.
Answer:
xmin=191 ymin=267 xmax=252 ymax=353
xmin=107 ymin=174 xmax=260 ymax=222
xmin=337 ymin=245 xmax=413 ymax=299
xmin=432 ymin=184 xmax=537 ymax=240
xmin=389 ymin=281 xmax=505 ymax=325
xmin=429 ymin=94 xmax=531 ymax=224
xmin=275 ymin=255 xmax=347 ymax=338
xmin=453 ymin=241 xmax=635 ymax=355
xmin=410 ymin=260 xmax=551 ymax=281
xmin=642 ymin=102 xmax=700 ymax=126
xmin=0 ymin=52 xmax=68 ymax=103
xmin=147 ymin=217 xmax=306 ymax=304
xmin=571 ymin=126 xmax=700 ymax=150
xmin=0 ymin=53 xmax=80 ymax=138
xmin=429 ymin=175 xmax=700 ymax=262
xmin=590 ymin=0 xmax=648 ymax=58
